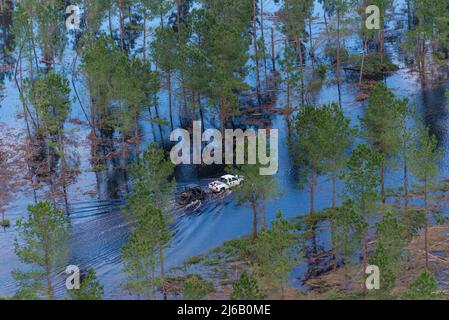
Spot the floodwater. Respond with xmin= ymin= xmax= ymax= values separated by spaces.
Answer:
xmin=1 ymin=1 xmax=449 ymax=299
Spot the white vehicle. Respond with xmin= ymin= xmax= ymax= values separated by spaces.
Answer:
xmin=208 ymin=175 xmax=244 ymax=193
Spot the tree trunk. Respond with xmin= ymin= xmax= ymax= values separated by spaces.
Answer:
xmin=160 ymin=246 xmax=167 ymax=300
xmin=58 ymin=129 xmax=69 ymax=214
xmin=297 ymin=36 xmax=305 ymax=108
xmin=108 ymin=6 xmax=113 ymax=39
xmin=44 ymin=244 xmax=54 ymax=299
xmin=251 ymin=202 xmax=259 ymax=240
xmin=119 ymin=0 xmax=125 ymax=52
xmin=134 ymin=115 xmax=140 ymax=159
xmin=143 ymin=10 xmax=147 ymax=62
xmin=331 ymin=172 xmax=337 ymax=269
xmin=308 ymin=18 xmax=315 ymax=71
xmin=122 ymin=135 xmax=129 ymax=193
xmin=381 ymin=160 xmax=386 ymax=204
xmin=336 ymin=11 xmax=342 ymax=108
xmin=359 ymin=37 xmax=368 ymax=85
xmin=310 ymin=170 xmax=315 ymax=217
xmin=199 ymin=96 xmax=205 ymax=134
xmin=310 ymin=170 xmax=317 ymax=255
xmin=262 ymin=193 xmax=267 ymax=229
xmin=260 ymin=0 xmax=268 ymax=87
xmin=323 ymin=0 xmax=330 ymax=38
xmin=167 ymin=69 xmax=174 ymax=131
xmin=424 ymin=178 xmax=429 ymax=269
xmin=271 ymin=27 xmax=276 ymax=73
xmin=404 ymin=157 xmax=409 ymax=211
xmin=362 ymin=198 xmax=368 ymax=269
xmin=252 ymin=0 xmax=261 ymax=107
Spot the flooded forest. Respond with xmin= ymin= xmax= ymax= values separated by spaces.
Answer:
xmin=2 ymin=0 xmax=449 ymax=300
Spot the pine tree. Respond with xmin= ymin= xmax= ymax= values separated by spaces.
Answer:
xmin=340 ymin=144 xmax=382 ymax=267
xmin=123 ymin=143 xmax=175 ymax=299
xmin=231 ymin=160 xmax=280 ymax=240
xmin=369 ymin=211 xmax=407 ymax=295
xmin=360 ymin=82 xmax=406 ymax=204
xmin=332 ymin=200 xmax=367 ymax=289
xmin=404 ymin=269 xmax=445 ymax=300
xmin=252 ymin=211 xmax=297 ymax=299
xmin=410 ymin=125 xmax=443 ymax=268
xmin=230 ymin=271 xmax=262 ymax=300
xmin=68 ymin=268 xmax=104 ymax=300
xmin=182 ymin=275 xmax=214 ymax=300
xmin=13 ymin=201 xmax=71 ymax=300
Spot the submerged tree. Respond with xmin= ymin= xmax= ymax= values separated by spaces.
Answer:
xmin=360 ymin=82 xmax=406 ymax=204
xmin=13 ymin=201 xmax=71 ymax=300
xmin=122 ymin=205 xmax=162 ymax=300
xmin=152 ymin=26 xmax=179 ymax=131
xmin=30 ymin=72 xmax=73 ymax=210
xmin=123 ymin=143 xmax=175 ymax=299
xmin=290 ymin=105 xmax=327 ymax=218
xmin=231 ymin=157 xmax=280 ymax=240
xmin=341 ymin=144 xmax=382 ymax=267
xmin=320 ymin=103 xmax=354 ymax=267
xmin=410 ymin=125 xmax=442 ymax=268
xmin=327 ymin=0 xmax=357 ymax=106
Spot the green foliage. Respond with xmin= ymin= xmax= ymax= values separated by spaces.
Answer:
xmin=403 ymin=209 xmax=427 ymax=238
xmin=410 ymin=125 xmax=442 ymax=188
xmin=291 ymin=103 xmax=354 ymax=189
xmin=122 ymin=143 xmax=175 ymax=299
xmin=128 ymin=143 xmax=175 ymax=212
xmin=332 ymin=200 xmax=367 ymax=266
xmin=290 ymin=104 xmax=332 ymax=189
xmin=230 ymin=158 xmax=280 ymax=239
xmin=361 ymin=82 xmax=407 ymax=161
xmin=122 ymin=206 xmax=162 ymax=299
xmin=280 ymin=0 xmax=314 ymax=40
xmin=13 ymin=201 xmax=71 ymax=300
xmin=185 ymin=256 xmax=203 ymax=266
xmin=182 ymin=275 xmax=214 ymax=300
xmin=68 ymin=268 xmax=104 ymax=301
xmin=0 ymin=219 xmax=10 ymax=227
xmin=30 ymin=72 xmax=71 ymax=135
xmin=321 ymin=103 xmax=355 ymax=176
xmin=222 ymin=238 xmax=253 ymax=261
xmin=230 ymin=271 xmax=262 ymax=300
xmin=341 ymin=144 xmax=382 ymax=213
xmin=152 ymin=26 xmax=179 ymax=72
xmin=349 ymin=54 xmax=398 ymax=78
xmin=370 ymin=211 xmax=407 ymax=293
xmin=403 ymin=269 xmax=445 ymax=300
xmin=82 ymin=37 xmax=159 ymax=134
xmin=252 ymin=211 xmax=298 ymax=298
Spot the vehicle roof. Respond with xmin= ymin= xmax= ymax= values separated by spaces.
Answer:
xmin=221 ymin=175 xmax=236 ymax=179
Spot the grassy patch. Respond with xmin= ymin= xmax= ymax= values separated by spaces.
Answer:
xmin=0 ymin=219 xmax=11 ymax=228
xmin=185 ymin=255 xmax=203 ymax=266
